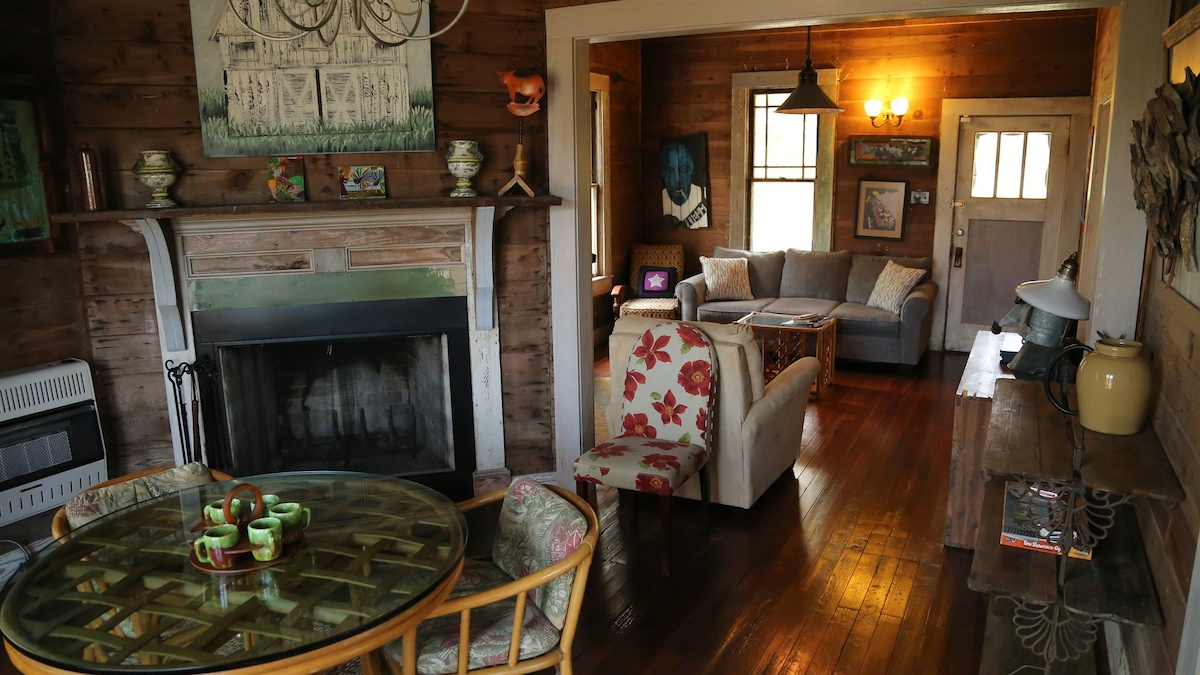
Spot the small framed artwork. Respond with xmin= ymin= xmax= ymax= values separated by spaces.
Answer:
xmin=0 ymin=91 xmax=53 ymax=244
xmin=268 ymin=156 xmax=306 ymax=202
xmin=855 ymin=179 xmax=907 ymax=241
xmin=338 ymin=165 xmax=387 ymax=199
xmin=848 ymin=136 xmax=934 ymax=167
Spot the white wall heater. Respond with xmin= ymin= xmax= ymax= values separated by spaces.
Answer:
xmin=0 ymin=359 xmax=108 ymax=528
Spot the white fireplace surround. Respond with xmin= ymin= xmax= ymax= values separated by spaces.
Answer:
xmin=122 ymin=206 xmax=510 ymax=489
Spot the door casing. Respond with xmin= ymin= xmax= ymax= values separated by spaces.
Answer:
xmin=932 ymin=97 xmax=1092 ymax=351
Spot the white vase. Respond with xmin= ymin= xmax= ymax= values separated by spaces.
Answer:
xmin=446 ymin=140 xmax=483 ymax=198
xmin=132 ymin=150 xmax=181 ymax=208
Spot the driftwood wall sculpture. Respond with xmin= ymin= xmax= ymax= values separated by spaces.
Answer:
xmin=1131 ymin=66 xmax=1200 ymax=274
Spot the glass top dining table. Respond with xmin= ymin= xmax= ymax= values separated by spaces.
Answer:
xmin=0 ymin=471 xmax=466 ymax=674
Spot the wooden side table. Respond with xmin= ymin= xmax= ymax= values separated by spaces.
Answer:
xmin=945 ymin=330 xmax=1017 ymax=549
xmin=736 ymin=312 xmax=836 ymax=398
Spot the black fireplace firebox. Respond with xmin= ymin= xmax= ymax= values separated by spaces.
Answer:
xmin=193 ymin=297 xmax=475 ymax=499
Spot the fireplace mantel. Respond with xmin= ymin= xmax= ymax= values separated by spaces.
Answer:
xmin=76 ymin=199 xmax=557 ymax=493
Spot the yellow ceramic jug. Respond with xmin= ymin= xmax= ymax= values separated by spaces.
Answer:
xmin=1045 ymin=339 xmax=1153 ymax=435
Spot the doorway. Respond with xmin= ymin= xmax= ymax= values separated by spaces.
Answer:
xmin=932 ymin=98 xmax=1092 ymax=352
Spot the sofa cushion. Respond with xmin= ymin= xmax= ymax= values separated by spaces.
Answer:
xmin=779 ymin=249 xmax=852 ymax=301
xmin=696 ymin=299 xmax=774 ymax=323
xmin=714 ymin=247 xmax=785 ymax=298
xmin=846 ymin=255 xmax=932 ymax=304
xmin=700 ymin=256 xmax=754 ymax=300
xmin=761 ymin=298 xmax=842 ymax=317
xmin=829 ymin=303 xmax=902 ymax=338
xmin=867 ymin=261 xmax=927 ymax=314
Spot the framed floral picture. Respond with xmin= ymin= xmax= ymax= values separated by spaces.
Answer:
xmin=854 ymin=179 xmax=907 ymax=240
xmin=0 ymin=91 xmax=52 ymax=244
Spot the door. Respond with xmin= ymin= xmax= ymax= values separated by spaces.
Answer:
xmin=943 ymin=115 xmax=1073 ymax=351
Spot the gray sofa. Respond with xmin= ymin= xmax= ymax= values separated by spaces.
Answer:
xmin=676 ymin=247 xmax=938 ymax=366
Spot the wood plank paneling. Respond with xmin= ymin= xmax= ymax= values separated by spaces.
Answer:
xmin=22 ymin=0 xmax=556 ymax=478
xmin=1139 ymin=275 xmax=1200 ymax=668
xmin=638 ymin=11 xmax=1097 ymax=270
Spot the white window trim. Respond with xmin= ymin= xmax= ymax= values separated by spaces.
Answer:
xmin=730 ymin=70 xmax=838 ymax=252
xmin=590 ymin=72 xmax=611 ymax=293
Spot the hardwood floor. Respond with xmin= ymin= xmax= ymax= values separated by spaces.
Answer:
xmin=571 ymin=351 xmax=991 ymax=675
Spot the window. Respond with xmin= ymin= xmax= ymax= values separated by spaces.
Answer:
xmin=730 ymin=71 xmax=837 ymax=252
xmin=749 ymin=91 xmax=819 ymax=251
xmin=970 ymin=131 xmax=1051 ymax=199
xmin=590 ymin=73 xmax=610 ymax=282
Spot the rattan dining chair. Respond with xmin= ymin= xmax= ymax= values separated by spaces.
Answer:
xmin=380 ymin=478 xmax=599 ymax=675
xmin=51 ymin=463 xmax=235 ymax=539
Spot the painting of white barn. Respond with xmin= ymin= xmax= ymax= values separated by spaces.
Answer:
xmin=189 ymin=0 xmax=435 ymax=156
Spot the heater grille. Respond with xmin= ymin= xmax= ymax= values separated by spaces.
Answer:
xmin=0 ymin=360 xmax=107 ymax=527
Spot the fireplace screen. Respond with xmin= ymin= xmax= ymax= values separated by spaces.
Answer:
xmin=217 ymin=335 xmax=454 ymax=477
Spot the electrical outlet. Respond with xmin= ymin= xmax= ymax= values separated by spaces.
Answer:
xmin=911 ymin=190 xmax=930 ymax=205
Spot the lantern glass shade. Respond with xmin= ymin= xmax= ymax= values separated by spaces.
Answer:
xmin=864 ymin=99 xmax=883 ymax=117
xmin=890 ymin=97 xmax=909 ymax=116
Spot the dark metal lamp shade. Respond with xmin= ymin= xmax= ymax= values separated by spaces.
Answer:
xmin=775 ymin=26 xmax=843 ymax=115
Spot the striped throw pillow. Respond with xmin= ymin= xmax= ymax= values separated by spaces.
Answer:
xmin=700 ymin=256 xmax=753 ymax=301
xmin=866 ymin=260 xmax=926 ymax=314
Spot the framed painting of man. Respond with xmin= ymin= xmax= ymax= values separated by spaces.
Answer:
xmin=187 ymin=0 xmax=436 ymax=157
xmin=660 ymin=133 xmax=710 ymax=229
xmin=0 ymin=90 xmax=52 ymax=245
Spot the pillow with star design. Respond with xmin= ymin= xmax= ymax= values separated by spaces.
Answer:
xmin=637 ymin=266 xmax=677 ymax=298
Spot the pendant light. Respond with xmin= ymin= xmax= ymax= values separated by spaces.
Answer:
xmin=775 ymin=26 xmax=843 ymax=114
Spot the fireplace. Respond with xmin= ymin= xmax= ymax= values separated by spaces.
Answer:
xmin=194 ymin=297 xmax=476 ymax=498
xmin=116 ymin=206 xmax=519 ymax=500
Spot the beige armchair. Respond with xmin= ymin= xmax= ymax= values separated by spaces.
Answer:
xmin=605 ymin=316 xmax=819 ymax=509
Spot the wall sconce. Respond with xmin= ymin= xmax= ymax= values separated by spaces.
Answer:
xmin=865 ymin=97 xmax=909 ymax=128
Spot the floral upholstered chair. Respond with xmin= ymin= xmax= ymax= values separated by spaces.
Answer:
xmin=382 ymin=478 xmax=599 ymax=675
xmin=573 ymin=321 xmax=718 ymax=576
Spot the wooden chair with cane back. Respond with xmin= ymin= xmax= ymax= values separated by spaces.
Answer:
xmin=51 ymin=462 xmax=235 ymax=540
xmin=379 ymin=478 xmax=598 ymax=675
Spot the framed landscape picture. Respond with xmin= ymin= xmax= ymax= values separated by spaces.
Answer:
xmin=187 ymin=0 xmax=435 ymax=157
xmin=849 ymin=136 xmax=934 ymax=167
xmin=855 ymin=179 xmax=907 ymax=240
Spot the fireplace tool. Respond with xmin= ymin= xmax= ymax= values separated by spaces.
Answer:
xmin=166 ymin=359 xmax=216 ymax=464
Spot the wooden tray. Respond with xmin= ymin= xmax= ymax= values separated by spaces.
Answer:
xmin=189 ymin=538 xmax=302 ymax=575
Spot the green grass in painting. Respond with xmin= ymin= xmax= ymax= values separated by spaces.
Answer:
xmin=198 ymin=88 xmax=435 ymax=156
xmin=410 ymin=87 xmax=433 ymax=109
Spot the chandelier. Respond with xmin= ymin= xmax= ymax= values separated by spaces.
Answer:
xmin=226 ymin=0 xmax=470 ymax=47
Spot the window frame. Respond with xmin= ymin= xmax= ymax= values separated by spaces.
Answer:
xmin=730 ymin=70 xmax=838 ymax=252
xmin=589 ymin=72 xmax=612 ymax=296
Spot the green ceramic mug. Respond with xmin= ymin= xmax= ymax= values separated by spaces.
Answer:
xmin=194 ymin=524 xmax=239 ymax=570
xmin=247 ymin=516 xmax=283 ymax=562
xmin=204 ymin=498 xmax=242 ymax=525
xmin=254 ymin=494 xmax=281 ymax=513
xmin=269 ymin=502 xmax=311 ymax=530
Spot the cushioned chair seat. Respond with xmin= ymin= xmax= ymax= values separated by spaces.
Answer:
xmin=384 ymin=560 xmax=562 ymax=675
xmin=621 ymin=297 xmax=681 ymax=320
xmin=574 ymin=436 xmax=708 ymax=496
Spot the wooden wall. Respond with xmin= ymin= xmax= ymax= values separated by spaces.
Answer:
xmin=589 ymin=40 xmax=642 ymax=340
xmin=0 ymin=0 xmax=557 ymax=476
xmin=1136 ymin=276 xmax=1200 ymax=673
xmin=638 ymin=12 xmax=1098 ymax=276
xmin=0 ymin=0 xmax=90 ymax=375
